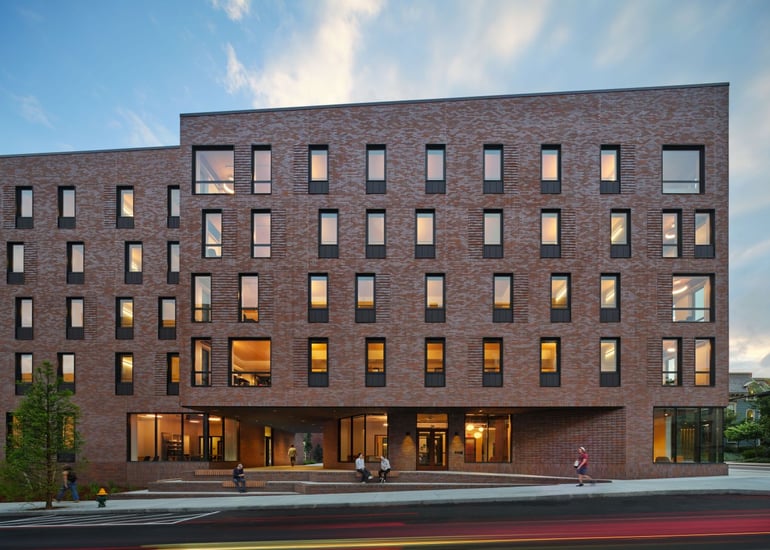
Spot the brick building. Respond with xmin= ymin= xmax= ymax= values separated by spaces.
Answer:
xmin=1 ymin=83 xmax=729 ymax=485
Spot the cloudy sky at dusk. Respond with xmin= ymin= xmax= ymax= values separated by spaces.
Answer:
xmin=1 ymin=0 xmax=769 ymax=377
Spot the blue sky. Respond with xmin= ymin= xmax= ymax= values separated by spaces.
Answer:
xmin=2 ymin=0 xmax=769 ymax=377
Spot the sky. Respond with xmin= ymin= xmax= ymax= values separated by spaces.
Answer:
xmin=1 ymin=0 xmax=769 ymax=378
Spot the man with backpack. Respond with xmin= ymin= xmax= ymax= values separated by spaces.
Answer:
xmin=55 ymin=466 xmax=79 ymax=503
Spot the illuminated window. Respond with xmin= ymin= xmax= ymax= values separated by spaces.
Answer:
xmin=541 ymin=210 xmax=561 ymax=258
xmin=610 ymin=210 xmax=630 ymax=258
xmin=663 ymin=146 xmax=703 ymax=194
xmin=167 ymin=186 xmax=180 ymax=228
xmin=416 ymin=210 xmax=435 ymax=258
xmin=167 ymin=241 xmax=180 ymax=284
xmin=240 ymin=274 xmax=259 ymax=322
xmin=365 ymin=338 xmax=386 ymax=387
xmin=16 ymin=187 xmax=33 ymax=228
xmin=116 ymin=297 xmax=134 ymax=340
xmin=15 ymin=353 xmax=33 ymax=394
xmin=600 ymin=146 xmax=620 ymax=193
xmin=194 ymin=148 xmax=234 ymax=194
xmin=319 ymin=210 xmax=338 ymax=258
xmin=695 ymin=211 xmax=715 ymax=258
xmin=58 ymin=352 xmax=75 ymax=392
xmin=483 ymin=338 xmax=503 ymax=387
xmin=366 ymin=210 xmax=386 ymax=258
xmin=125 ymin=242 xmax=143 ymax=284
xmin=167 ymin=353 xmax=180 ymax=395
xmin=550 ymin=274 xmax=571 ymax=322
xmin=231 ymin=338 xmax=271 ymax=387
xmin=58 ymin=186 xmax=76 ymax=228
xmin=540 ymin=338 xmax=560 ymax=387
xmin=193 ymin=274 xmax=212 ymax=322
xmin=425 ymin=274 xmax=445 ymax=323
xmin=309 ymin=274 xmax=328 ymax=323
xmin=483 ymin=145 xmax=503 ymax=193
xmin=662 ymin=211 xmax=681 ymax=258
xmin=695 ymin=338 xmax=714 ymax=386
xmin=367 ymin=145 xmax=386 ymax=194
xmin=117 ymin=187 xmax=134 ymax=228
xmin=425 ymin=339 xmax=445 ymax=387
xmin=600 ymin=274 xmax=620 ymax=322
xmin=67 ymin=242 xmax=84 ymax=284
xmin=159 ymin=298 xmax=176 ymax=339
xmin=662 ymin=338 xmax=680 ymax=385
xmin=672 ymin=275 xmax=712 ymax=322
xmin=541 ymin=145 xmax=561 ymax=193
xmin=484 ymin=210 xmax=503 ymax=258
xmin=464 ymin=414 xmax=511 ymax=463
xmin=253 ymin=146 xmax=271 ymax=194
xmin=653 ymin=407 xmax=723 ymax=464
xmin=203 ymin=210 xmax=223 ymax=258
xmin=493 ymin=274 xmax=513 ymax=323
xmin=426 ymin=145 xmax=446 ymax=193
xmin=193 ymin=338 xmax=212 ymax=386
xmin=115 ymin=353 xmax=134 ymax=395
xmin=600 ymin=338 xmax=620 ymax=387
xmin=252 ymin=210 xmax=271 ymax=258
xmin=66 ymin=297 xmax=84 ymax=340
xmin=356 ymin=274 xmax=375 ymax=323
xmin=309 ymin=145 xmax=329 ymax=194
xmin=308 ymin=339 xmax=329 ymax=387
xmin=7 ymin=242 xmax=24 ymax=284
xmin=15 ymin=297 xmax=33 ymax=340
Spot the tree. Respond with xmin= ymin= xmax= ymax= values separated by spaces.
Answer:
xmin=724 ymin=421 xmax=764 ymax=448
xmin=0 ymin=361 xmax=84 ymax=509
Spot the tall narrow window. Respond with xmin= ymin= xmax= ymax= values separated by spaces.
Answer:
xmin=483 ymin=145 xmax=503 ymax=194
xmin=483 ymin=210 xmax=503 ymax=258
xmin=365 ymin=338 xmax=386 ymax=387
xmin=610 ymin=210 xmax=630 ymax=258
xmin=253 ymin=146 xmax=272 ymax=194
xmin=366 ymin=145 xmax=386 ymax=194
xmin=309 ymin=274 xmax=329 ymax=323
xmin=695 ymin=210 xmax=715 ymax=258
xmin=117 ymin=187 xmax=134 ymax=228
xmin=319 ymin=210 xmax=339 ymax=258
xmin=540 ymin=338 xmax=560 ymax=387
xmin=125 ymin=242 xmax=143 ymax=284
xmin=662 ymin=338 xmax=680 ymax=386
xmin=662 ymin=146 xmax=703 ymax=194
xmin=58 ymin=187 xmax=76 ymax=228
xmin=483 ymin=338 xmax=503 ymax=387
xmin=194 ymin=148 xmax=234 ymax=194
xmin=356 ymin=274 xmax=376 ymax=323
xmin=66 ymin=297 xmax=84 ymax=340
xmin=167 ymin=186 xmax=180 ymax=228
xmin=695 ymin=338 xmax=714 ymax=386
xmin=7 ymin=243 xmax=24 ymax=284
xmin=600 ymin=274 xmax=620 ymax=322
xmin=426 ymin=145 xmax=446 ymax=193
xmin=416 ymin=210 xmax=435 ymax=258
xmin=167 ymin=241 xmax=180 ymax=284
xmin=600 ymin=338 xmax=620 ymax=387
xmin=15 ymin=353 xmax=33 ymax=395
xmin=159 ymin=298 xmax=176 ymax=340
xmin=167 ymin=353 xmax=180 ymax=395
xmin=425 ymin=338 xmax=446 ymax=387
xmin=58 ymin=353 xmax=75 ymax=393
xmin=203 ymin=210 xmax=223 ymax=258
xmin=541 ymin=210 xmax=561 ymax=258
xmin=550 ymin=274 xmax=571 ymax=323
xmin=16 ymin=187 xmax=33 ymax=228
xmin=662 ymin=211 xmax=681 ymax=258
xmin=116 ymin=297 xmax=134 ymax=340
xmin=425 ymin=274 xmax=445 ymax=323
xmin=15 ymin=297 xmax=33 ymax=340
xmin=231 ymin=338 xmax=271 ymax=386
xmin=366 ymin=210 xmax=386 ymax=258
xmin=493 ymin=274 xmax=513 ymax=323
xmin=193 ymin=275 xmax=212 ymax=322
xmin=672 ymin=275 xmax=712 ymax=322
xmin=252 ymin=210 xmax=271 ymax=258
xmin=115 ymin=353 xmax=134 ymax=395
xmin=600 ymin=146 xmax=620 ymax=194
xmin=541 ymin=145 xmax=561 ymax=193
xmin=240 ymin=274 xmax=259 ymax=322
xmin=308 ymin=339 xmax=329 ymax=387
xmin=309 ymin=145 xmax=329 ymax=194
xmin=67 ymin=242 xmax=84 ymax=284
xmin=193 ymin=338 xmax=212 ymax=386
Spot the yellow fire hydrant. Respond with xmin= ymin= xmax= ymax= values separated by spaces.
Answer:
xmin=96 ymin=487 xmax=108 ymax=508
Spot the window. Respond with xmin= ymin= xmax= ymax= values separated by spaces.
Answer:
xmin=356 ymin=274 xmax=375 ymax=323
xmin=541 ymin=145 xmax=561 ymax=193
xmin=338 ymin=413 xmax=388 ymax=463
xmin=319 ymin=210 xmax=339 ymax=258
xmin=600 ymin=146 xmax=620 ymax=194
xmin=483 ymin=210 xmax=503 ymax=258
xmin=240 ymin=274 xmax=259 ymax=322
xmin=662 ymin=211 xmax=681 ymax=258
xmin=653 ymin=407 xmax=723 ymax=463
xmin=309 ymin=145 xmax=329 ymax=194
xmin=550 ymin=274 xmax=571 ymax=322
xmin=600 ymin=338 xmax=620 ymax=387
xmin=15 ymin=297 xmax=33 ymax=340
xmin=426 ymin=145 xmax=446 ymax=193
xmin=66 ymin=297 xmax=84 ymax=340
xmin=662 ymin=338 xmax=680 ymax=385
xmin=203 ymin=210 xmax=223 ymax=258
xmin=58 ymin=353 xmax=75 ymax=393
xmin=167 ymin=241 xmax=180 ymax=284
xmin=464 ymin=414 xmax=511 ymax=463
xmin=159 ymin=297 xmax=176 ymax=340
xmin=66 ymin=242 xmax=84 ymax=284
xmin=483 ymin=338 xmax=503 ymax=387
xmin=193 ymin=274 xmax=212 ymax=322
xmin=117 ymin=187 xmax=134 ymax=228
xmin=425 ymin=338 xmax=445 ymax=387
xmin=15 ymin=353 xmax=33 ymax=395
xmin=16 ymin=187 xmax=33 ymax=228
xmin=308 ymin=339 xmax=329 ymax=387
xmin=366 ymin=145 xmax=386 ymax=194
xmin=425 ymin=274 xmax=445 ymax=323
xmin=309 ymin=274 xmax=328 ymax=323
xmin=695 ymin=338 xmax=714 ymax=386
xmin=366 ymin=210 xmax=386 ymax=258
xmin=58 ymin=187 xmax=76 ymax=228
xmin=662 ymin=146 xmax=703 ymax=194
xmin=483 ymin=145 xmax=503 ymax=194
xmin=540 ymin=338 xmax=560 ymax=387
xmin=253 ymin=146 xmax=271 ymax=194
xmin=493 ymin=274 xmax=513 ymax=323
xmin=695 ymin=211 xmax=715 ymax=258
xmin=415 ymin=210 xmax=435 ymax=258
xmin=600 ymin=274 xmax=620 ymax=322
xmin=194 ymin=147 xmax=234 ymax=194
xmin=252 ymin=210 xmax=271 ymax=258
xmin=672 ymin=275 xmax=712 ymax=322
xmin=365 ymin=338 xmax=386 ymax=387
xmin=231 ymin=338 xmax=271 ymax=387
xmin=193 ymin=338 xmax=212 ymax=386
xmin=610 ymin=210 xmax=631 ymax=258
xmin=167 ymin=353 xmax=180 ymax=395
xmin=125 ymin=242 xmax=142 ymax=284
xmin=541 ymin=210 xmax=561 ymax=258
xmin=7 ymin=242 xmax=24 ymax=284
xmin=167 ymin=186 xmax=180 ymax=228
xmin=116 ymin=298 xmax=134 ymax=340
xmin=115 ymin=353 xmax=134 ymax=395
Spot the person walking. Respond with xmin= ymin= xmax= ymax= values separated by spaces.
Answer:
xmin=355 ymin=452 xmax=372 ymax=483
xmin=575 ymin=446 xmax=595 ymax=486
xmin=232 ymin=463 xmax=246 ymax=492
xmin=54 ymin=466 xmax=79 ymax=503
xmin=288 ymin=444 xmax=297 ymax=467
xmin=378 ymin=455 xmax=392 ymax=483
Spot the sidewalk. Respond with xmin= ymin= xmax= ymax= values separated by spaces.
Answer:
xmin=2 ymin=465 xmax=769 ymax=516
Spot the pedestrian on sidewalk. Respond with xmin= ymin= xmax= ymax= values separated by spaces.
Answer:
xmin=232 ymin=463 xmax=246 ymax=492
xmin=54 ymin=466 xmax=79 ymax=503
xmin=575 ymin=446 xmax=595 ymax=486
xmin=355 ymin=452 xmax=372 ymax=483
xmin=288 ymin=444 xmax=297 ymax=467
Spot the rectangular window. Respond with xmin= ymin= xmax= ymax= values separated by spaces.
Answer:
xmin=193 ymin=338 xmax=212 ymax=386
xmin=308 ymin=339 xmax=329 ymax=387
xmin=540 ymin=338 xmax=560 ymax=387
xmin=653 ymin=407 xmax=723 ymax=464
xmin=309 ymin=145 xmax=329 ymax=194
xmin=550 ymin=274 xmax=571 ymax=323
xmin=366 ymin=145 xmax=386 ymax=194
xmin=695 ymin=210 xmax=715 ymax=258
xmin=115 ymin=353 xmax=134 ymax=395
xmin=193 ymin=274 xmax=212 ymax=322
xmin=600 ymin=145 xmax=620 ymax=194
xmin=167 ymin=186 xmax=180 ymax=228
xmin=600 ymin=274 xmax=620 ymax=322
xmin=125 ymin=242 xmax=143 ymax=284
xmin=253 ymin=146 xmax=272 ymax=194
xmin=117 ymin=187 xmax=134 ymax=228
xmin=493 ymin=274 xmax=513 ymax=323
xmin=541 ymin=210 xmax=561 ymax=258
xmin=7 ymin=242 xmax=24 ymax=284
xmin=203 ymin=210 xmax=223 ymax=258
xmin=167 ymin=241 xmax=180 ymax=284
xmin=159 ymin=297 xmax=176 ymax=340
xmin=425 ymin=274 xmax=445 ymax=323
xmin=58 ymin=186 xmax=76 ymax=228
xmin=356 ymin=274 xmax=376 ymax=323
xmin=58 ymin=353 xmax=75 ymax=393
xmin=464 ymin=414 xmax=511 ymax=463
xmin=67 ymin=242 xmax=85 ymax=284
xmin=663 ymin=146 xmax=703 ymax=194
xmin=541 ymin=145 xmax=561 ymax=193
xmin=231 ymin=338 xmax=271 ymax=387
xmin=15 ymin=353 xmax=33 ymax=395
xmin=662 ymin=338 xmax=681 ymax=385
xmin=319 ymin=210 xmax=339 ymax=258
xmin=167 ymin=353 xmax=180 ymax=395
xmin=415 ymin=210 xmax=436 ymax=258
xmin=116 ymin=297 xmax=134 ymax=339
xmin=309 ymin=273 xmax=329 ymax=323
xmin=252 ymin=210 xmax=271 ymax=258
xmin=662 ymin=210 xmax=681 ymax=258
xmin=600 ymin=338 xmax=620 ymax=387
xmin=66 ymin=297 xmax=84 ymax=340
xmin=240 ymin=274 xmax=259 ymax=322
xmin=610 ymin=210 xmax=631 ymax=258
xmin=483 ymin=210 xmax=503 ymax=258
xmin=483 ymin=338 xmax=503 ymax=387
xmin=16 ymin=187 xmax=33 ymax=228
xmin=15 ymin=297 xmax=33 ymax=340
xmin=425 ymin=338 xmax=445 ymax=387
xmin=365 ymin=338 xmax=386 ymax=387
xmin=695 ymin=338 xmax=714 ymax=386
xmin=366 ymin=210 xmax=386 ymax=258
xmin=426 ymin=145 xmax=446 ymax=193
xmin=672 ymin=275 xmax=712 ymax=322
xmin=194 ymin=147 xmax=234 ymax=194
xmin=483 ymin=145 xmax=503 ymax=194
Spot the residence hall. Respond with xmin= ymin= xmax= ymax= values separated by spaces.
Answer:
xmin=1 ymin=83 xmax=728 ymax=486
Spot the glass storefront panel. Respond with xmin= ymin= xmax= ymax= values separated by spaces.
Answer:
xmin=464 ymin=414 xmax=511 ymax=463
xmin=652 ymin=407 xmax=723 ymax=464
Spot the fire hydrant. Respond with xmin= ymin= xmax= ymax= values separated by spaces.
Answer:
xmin=96 ymin=487 xmax=108 ymax=508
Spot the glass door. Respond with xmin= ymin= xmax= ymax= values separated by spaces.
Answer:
xmin=417 ymin=429 xmax=447 ymax=470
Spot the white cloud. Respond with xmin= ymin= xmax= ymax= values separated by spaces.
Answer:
xmin=115 ymin=108 xmax=173 ymax=148
xmin=594 ymin=3 xmax=649 ymax=67
xmin=211 ymin=0 xmax=251 ymax=21
xmin=17 ymin=95 xmax=53 ymax=128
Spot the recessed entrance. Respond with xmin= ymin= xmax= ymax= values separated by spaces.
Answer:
xmin=417 ymin=413 xmax=447 ymax=470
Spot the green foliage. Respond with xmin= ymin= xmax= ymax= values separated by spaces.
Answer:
xmin=724 ymin=420 xmax=764 ymax=444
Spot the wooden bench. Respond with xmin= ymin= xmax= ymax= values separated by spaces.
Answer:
xmin=222 ymin=480 xmax=266 ymax=488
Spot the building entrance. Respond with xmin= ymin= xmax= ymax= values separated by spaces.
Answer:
xmin=416 ymin=413 xmax=448 ymax=470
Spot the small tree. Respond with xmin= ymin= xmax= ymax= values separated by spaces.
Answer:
xmin=303 ymin=433 xmax=313 ymax=464
xmin=724 ymin=421 xmax=764 ymax=448
xmin=0 ymin=362 xmax=84 ymax=509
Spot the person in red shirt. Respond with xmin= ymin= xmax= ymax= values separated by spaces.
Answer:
xmin=575 ymin=446 xmax=595 ymax=486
